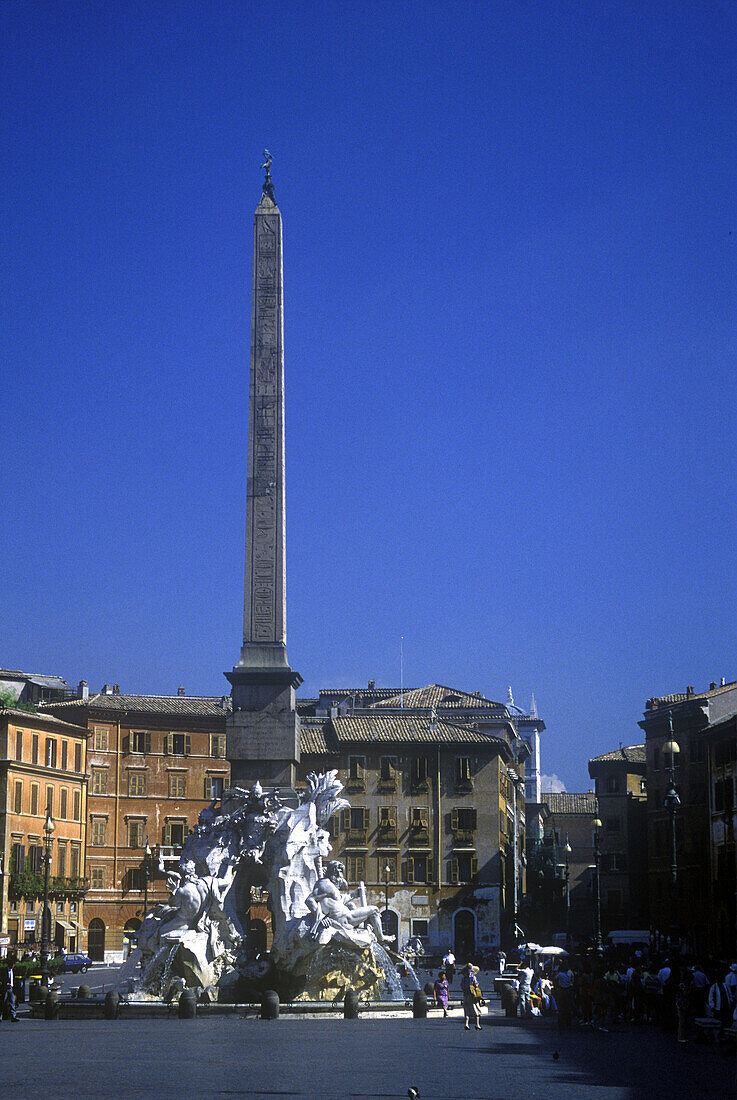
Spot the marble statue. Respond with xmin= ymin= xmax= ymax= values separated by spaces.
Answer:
xmin=131 ymin=770 xmax=410 ymax=1002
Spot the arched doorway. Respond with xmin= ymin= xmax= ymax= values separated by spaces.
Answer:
xmin=381 ymin=908 xmax=399 ymax=944
xmin=123 ymin=918 xmax=141 ymax=959
xmin=453 ymin=909 xmax=475 ymax=961
xmin=248 ymin=919 xmax=268 ymax=955
xmin=88 ymin=918 xmax=106 ymax=961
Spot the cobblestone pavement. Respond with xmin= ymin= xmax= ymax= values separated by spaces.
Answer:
xmin=1 ymin=993 xmax=734 ymax=1098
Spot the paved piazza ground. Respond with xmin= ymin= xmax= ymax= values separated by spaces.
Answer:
xmin=0 ymin=1002 xmax=734 ymax=1099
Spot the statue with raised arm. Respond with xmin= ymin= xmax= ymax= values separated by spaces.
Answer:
xmin=306 ymin=861 xmax=392 ymax=949
xmin=261 ymin=149 xmax=275 ymax=202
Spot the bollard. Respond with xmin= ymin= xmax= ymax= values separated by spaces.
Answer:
xmin=504 ymin=986 xmax=518 ymax=1018
xmin=77 ymin=984 xmax=92 ymax=999
xmin=343 ymin=989 xmax=359 ymax=1019
xmin=13 ymin=977 xmax=25 ymax=1004
xmin=104 ymin=991 xmax=120 ymax=1019
xmin=44 ymin=988 xmax=60 ymax=1021
xmin=412 ymin=990 xmax=428 ymax=1019
xmin=261 ymin=989 xmax=279 ymax=1020
xmin=178 ymin=989 xmax=197 ymax=1019
xmin=29 ymin=980 xmax=41 ymax=1003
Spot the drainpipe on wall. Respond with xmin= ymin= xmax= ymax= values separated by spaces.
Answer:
xmin=512 ymin=770 xmax=519 ymax=937
xmin=436 ymin=746 xmax=442 ymax=895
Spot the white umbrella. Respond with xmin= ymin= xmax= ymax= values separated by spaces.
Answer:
xmin=520 ymin=942 xmax=543 ymax=954
xmin=538 ymin=946 xmax=569 ymax=956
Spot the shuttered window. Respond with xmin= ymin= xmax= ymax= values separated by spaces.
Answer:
xmin=60 ymin=788 xmax=68 ymax=819
xmin=73 ymin=790 xmax=81 ymax=821
xmin=92 ymin=770 xmax=108 ymax=795
xmin=168 ymin=773 xmax=186 ymax=798
xmin=128 ymin=773 xmax=146 ymax=797
xmin=13 ymin=781 xmax=22 ymax=814
xmin=91 ymin=820 xmax=106 ymax=846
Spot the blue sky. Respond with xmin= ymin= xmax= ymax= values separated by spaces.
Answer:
xmin=2 ymin=1 xmax=736 ymax=790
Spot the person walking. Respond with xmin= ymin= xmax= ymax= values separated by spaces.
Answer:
xmin=517 ymin=961 xmax=534 ymax=1018
xmin=460 ymin=962 xmax=483 ymax=1030
xmin=433 ymin=970 xmax=450 ymax=1017
xmin=442 ymin=948 xmax=456 ymax=986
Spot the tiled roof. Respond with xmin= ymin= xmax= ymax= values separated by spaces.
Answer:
xmin=43 ymin=693 xmax=232 ymax=717
xmin=0 ymin=707 xmax=88 ymax=733
xmin=371 ymin=684 xmax=505 ymax=711
xmin=299 ymin=718 xmax=335 ymax=755
xmin=589 ymin=745 xmax=646 ymax=765
xmin=646 ymin=680 xmax=737 ymax=710
xmin=330 ymin=714 xmax=510 ymax=748
xmin=543 ymin=792 xmax=598 ymax=816
xmin=319 ymin=687 xmax=405 ymax=701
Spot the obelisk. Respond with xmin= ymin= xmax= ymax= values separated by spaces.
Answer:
xmin=226 ymin=154 xmax=302 ymax=789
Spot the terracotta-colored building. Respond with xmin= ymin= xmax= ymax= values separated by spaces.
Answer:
xmin=0 ymin=707 xmax=88 ymax=952
xmin=44 ymin=688 xmax=230 ymax=962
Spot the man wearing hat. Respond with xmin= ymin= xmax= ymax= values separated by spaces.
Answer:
xmin=724 ymin=963 xmax=737 ymax=1007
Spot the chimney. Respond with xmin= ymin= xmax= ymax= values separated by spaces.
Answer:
xmin=112 ymin=683 xmax=120 ymax=695
xmin=686 ymin=685 xmax=694 ymax=696
xmin=220 ymin=696 xmax=229 ymax=709
xmin=178 ymin=685 xmax=185 ymax=696
xmin=101 ymin=684 xmax=112 ymax=695
xmin=367 ymin=680 xmax=375 ymax=690
xmin=78 ymin=680 xmax=88 ymax=700
xmin=709 ymin=682 xmax=717 ymax=691
xmin=721 ymin=677 xmax=726 ymax=687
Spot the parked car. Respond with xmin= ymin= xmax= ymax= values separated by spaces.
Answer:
xmin=62 ymin=953 xmax=92 ymax=973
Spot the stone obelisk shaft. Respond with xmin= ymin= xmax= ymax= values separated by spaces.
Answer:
xmin=226 ymin=185 xmax=301 ymax=789
xmin=241 ymin=192 xmax=287 ymax=668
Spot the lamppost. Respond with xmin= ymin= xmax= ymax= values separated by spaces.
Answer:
xmin=40 ymin=808 xmax=55 ymax=985
xmin=564 ymin=839 xmax=572 ymax=950
xmin=143 ymin=837 xmax=152 ymax=919
xmin=383 ymin=863 xmax=391 ymax=936
xmin=592 ymin=816 xmax=603 ymax=952
xmin=663 ymin=717 xmax=681 ymax=949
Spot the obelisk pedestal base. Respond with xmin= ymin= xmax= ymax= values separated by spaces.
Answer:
xmin=225 ymin=664 xmax=302 ymax=789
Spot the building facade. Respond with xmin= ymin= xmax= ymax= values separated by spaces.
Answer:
xmin=0 ymin=708 xmax=88 ymax=952
xmin=44 ymin=689 xmax=230 ymax=962
xmin=705 ymin=712 xmax=736 ymax=957
xmin=639 ymin=679 xmax=737 ymax=955
xmin=588 ymin=745 xmax=648 ymax=933
xmin=538 ymin=791 xmax=598 ymax=945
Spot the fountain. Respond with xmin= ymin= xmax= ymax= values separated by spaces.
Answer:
xmin=121 ymin=771 xmax=419 ymax=1004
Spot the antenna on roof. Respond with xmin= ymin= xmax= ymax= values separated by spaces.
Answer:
xmin=400 ymin=635 xmax=404 ymax=709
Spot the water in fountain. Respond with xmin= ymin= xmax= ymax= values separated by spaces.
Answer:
xmin=371 ymin=943 xmax=421 ymax=1001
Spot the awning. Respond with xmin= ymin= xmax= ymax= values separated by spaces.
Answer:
xmin=54 ymin=919 xmax=74 ymax=934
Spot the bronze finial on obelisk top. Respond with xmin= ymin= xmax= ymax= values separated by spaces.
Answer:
xmin=261 ymin=149 xmax=275 ymax=203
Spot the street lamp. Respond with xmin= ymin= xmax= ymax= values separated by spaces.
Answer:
xmin=564 ymin=839 xmax=572 ymax=950
xmin=383 ymin=863 xmax=391 ymax=935
xmin=663 ymin=718 xmax=681 ymax=947
xmin=143 ymin=837 xmax=152 ymax=919
xmin=592 ymin=817 xmax=603 ymax=951
xmin=40 ymin=808 xmax=55 ymax=986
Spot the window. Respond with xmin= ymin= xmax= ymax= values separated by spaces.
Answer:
xmin=128 ymin=822 xmax=144 ymax=849
xmin=126 ymin=867 xmax=144 ymax=892
xmin=11 ymin=843 xmax=25 ymax=873
xmin=210 ymin=734 xmax=226 ymax=758
xmin=378 ymin=806 xmax=397 ymax=830
xmin=456 ymin=757 xmax=472 ymax=785
xmin=70 ymin=844 xmax=80 ymax=878
xmin=131 ymin=731 xmax=151 ymax=754
xmin=91 ymin=868 xmax=104 ymax=890
xmin=346 ymin=854 xmax=365 ymax=881
xmin=164 ymin=822 xmax=186 ymax=848
xmin=128 ymin=772 xmax=146 ymax=797
xmin=169 ymin=773 xmax=186 ymax=798
xmin=15 ymin=729 xmax=23 ymax=761
xmin=91 ymin=820 xmax=107 ymax=846
xmin=61 ymin=741 xmax=68 ymax=770
xmin=165 ymin=733 xmax=190 ymax=756
xmin=606 ymin=775 xmax=620 ymax=793
xmin=379 ymin=756 xmax=396 ymax=784
xmin=348 ymin=807 xmax=369 ymax=834
xmin=410 ymin=918 xmax=428 ymax=940
xmin=714 ymin=740 xmax=737 ymax=767
xmin=204 ymin=775 xmax=225 ymax=799
xmin=46 ymin=786 xmax=54 ymax=816
xmin=451 ymin=807 xmax=477 ymax=833
xmin=13 ymin=780 xmax=22 ymax=814
xmin=92 ymin=770 xmax=108 ymax=796
xmin=45 ymin=738 xmax=57 ymax=768
xmin=74 ymin=743 xmax=82 ymax=772
xmin=347 ymin=756 xmax=365 ymax=790
xmin=379 ymin=855 xmax=398 ymax=881
xmin=412 ymin=757 xmax=429 ymax=788
xmin=59 ymin=788 xmax=68 ymax=820
xmin=30 ymin=784 xmax=39 ymax=817
xmin=72 ymin=790 xmax=81 ymax=822
xmin=28 ymin=844 xmax=43 ymax=873
xmin=715 ymin=778 xmax=734 ymax=813
xmin=406 ymin=856 xmax=432 ymax=884
xmin=410 ymin=807 xmax=429 ymax=833
xmin=605 ymin=817 xmax=621 ymax=834
xmin=57 ymin=842 xmax=66 ymax=878
xmin=652 ymin=746 xmax=660 ymax=771
xmin=31 ymin=734 xmax=39 ymax=765
xmin=94 ymin=727 xmax=108 ymax=752
xmin=451 ymin=852 xmax=478 ymax=883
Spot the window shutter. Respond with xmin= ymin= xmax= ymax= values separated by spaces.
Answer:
xmin=389 ymin=806 xmax=397 ymax=827
xmin=341 ymin=809 xmax=350 ymax=831
xmin=164 ymin=823 xmax=172 ymax=846
xmin=420 ymin=808 xmax=429 ymax=828
xmin=204 ymin=776 xmax=212 ymax=799
xmin=451 ymin=808 xmax=458 ymax=830
xmin=471 ymin=808 xmax=477 ymax=829
xmin=165 ymin=734 xmax=173 ymax=756
xmin=184 ymin=734 xmax=191 ymax=757
xmin=471 ymin=855 xmax=478 ymax=877
xmin=363 ymin=808 xmax=370 ymax=830
xmin=145 ymin=732 xmax=152 ymax=754
xmin=406 ymin=858 xmax=414 ymax=884
xmin=427 ymin=857 xmax=434 ymax=883
xmin=122 ymin=735 xmax=129 ymax=756
xmin=451 ymin=858 xmax=459 ymax=884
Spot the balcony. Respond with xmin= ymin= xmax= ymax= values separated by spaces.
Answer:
xmin=455 ymin=778 xmax=474 ymax=794
xmin=452 ymin=828 xmax=476 ymax=846
xmin=346 ymin=777 xmax=366 ymax=794
xmin=346 ymin=828 xmax=368 ymax=846
xmin=377 ymin=824 xmax=398 ymax=845
xmin=377 ymin=776 xmax=397 ymax=793
xmin=9 ymin=872 xmax=89 ymax=900
xmin=409 ymin=825 xmax=430 ymax=847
